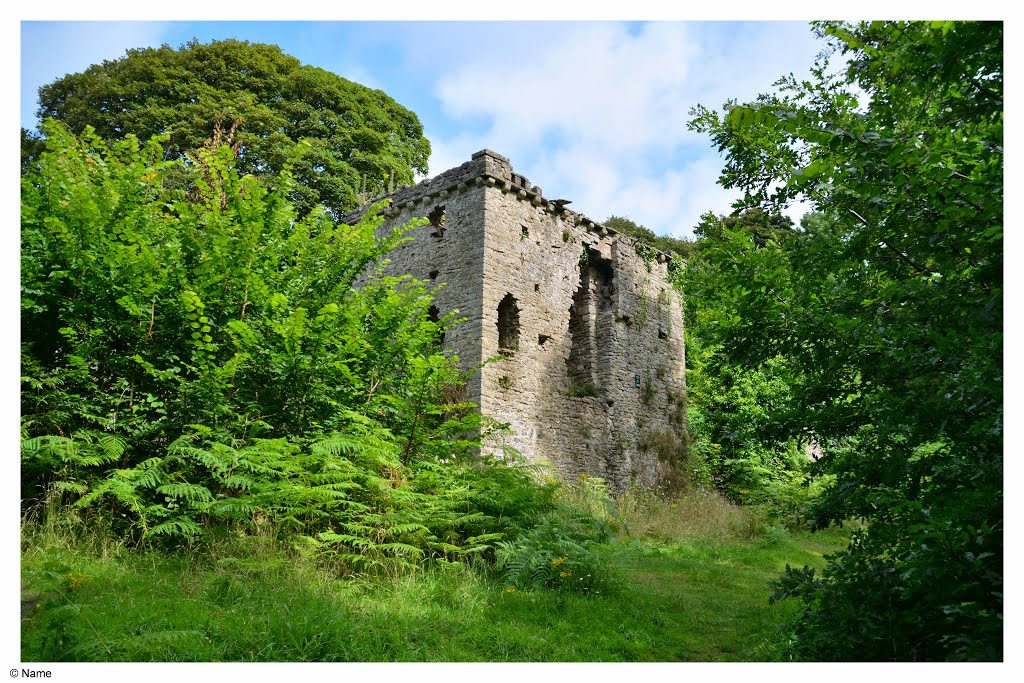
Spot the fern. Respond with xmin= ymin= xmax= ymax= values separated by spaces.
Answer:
xmin=218 ymin=474 xmax=255 ymax=491
xmin=388 ymin=522 xmax=431 ymax=535
xmin=129 ymin=458 xmax=167 ymax=491
xmin=207 ymin=498 xmax=254 ymax=518
xmin=495 ymin=515 xmax=611 ymax=594
xmin=146 ymin=516 xmax=202 ymax=538
xmin=50 ymin=481 xmax=88 ymax=495
xmin=27 ymin=407 xmax=568 ymax=570
xmin=317 ymin=532 xmax=372 ymax=547
xmin=156 ymin=483 xmax=214 ymax=505
xmin=22 ymin=431 xmax=126 ymax=470
xmin=74 ymin=472 xmax=150 ymax=525
xmin=375 ymin=542 xmax=424 ymax=558
xmin=169 ymin=441 xmax=231 ymax=475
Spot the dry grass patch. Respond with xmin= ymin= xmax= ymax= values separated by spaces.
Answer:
xmin=615 ymin=487 xmax=762 ymax=542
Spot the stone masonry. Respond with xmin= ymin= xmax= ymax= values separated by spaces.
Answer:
xmin=343 ymin=150 xmax=687 ymax=490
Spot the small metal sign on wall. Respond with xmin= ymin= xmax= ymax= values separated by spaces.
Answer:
xmin=634 ymin=373 xmax=641 ymax=387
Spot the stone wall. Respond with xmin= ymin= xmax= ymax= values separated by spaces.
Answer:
xmin=343 ymin=149 xmax=687 ymax=490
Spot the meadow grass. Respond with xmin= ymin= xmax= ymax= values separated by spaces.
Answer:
xmin=20 ymin=490 xmax=850 ymax=662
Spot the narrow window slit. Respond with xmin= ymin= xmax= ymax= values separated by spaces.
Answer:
xmin=429 ymin=205 xmax=446 ymax=237
xmin=497 ymin=293 xmax=520 ymax=355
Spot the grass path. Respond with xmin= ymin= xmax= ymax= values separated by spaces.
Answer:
xmin=21 ymin=526 xmax=849 ymax=662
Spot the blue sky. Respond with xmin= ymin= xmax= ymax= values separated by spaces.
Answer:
xmin=20 ymin=19 xmax=829 ymax=237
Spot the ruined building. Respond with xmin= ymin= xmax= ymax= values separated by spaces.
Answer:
xmin=343 ymin=150 xmax=687 ymax=490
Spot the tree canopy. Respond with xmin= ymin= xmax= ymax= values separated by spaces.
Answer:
xmin=602 ymin=215 xmax=698 ymax=260
xmin=687 ymin=20 xmax=1002 ymax=660
xmin=29 ymin=39 xmax=431 ymax=217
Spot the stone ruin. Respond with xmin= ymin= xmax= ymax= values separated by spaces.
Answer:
xmin=343 ymin=149 xmax=687 ymax=490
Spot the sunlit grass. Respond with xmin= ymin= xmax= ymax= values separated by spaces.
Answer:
xmin=21 ymin=497 xmax=850 ymax=662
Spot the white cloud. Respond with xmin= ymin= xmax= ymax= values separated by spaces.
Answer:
xmin=532 ymin=145 xmax=741 ymax=239
xmin=436 ymin=22 xmax=699 ymax=155
xmin=330 ymin=63 xmax=384 ymax=91
xmin=422 ymin=131 xmax=482 ymax=181
xmin=426 ymin=21 xmax=823 ymax=239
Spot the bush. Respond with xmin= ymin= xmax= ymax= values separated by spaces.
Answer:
xmin=683 ymin=352 xmax=830 ymax=527
xmin=493 ymin=474 xmax=617 ymax=595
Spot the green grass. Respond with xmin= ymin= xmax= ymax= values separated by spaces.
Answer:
xmin=21 ymin=497 xmax=850 ymax=662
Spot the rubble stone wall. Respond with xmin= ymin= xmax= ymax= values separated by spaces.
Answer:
xmin=343 ymin=149 xmax=687 ymax=490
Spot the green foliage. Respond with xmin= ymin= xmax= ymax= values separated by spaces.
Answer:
xmin=614 ymin=485 xmax=764 ymax=542
xmin=495 ymin=513 xmax=611 ymax=595
xmin=20 ymin=509 xmax=851 ymax=662
xmin=20 ymin=122 xmax=563 ymax=571
xmin=559 ymin=474 xmax=621 ymax=533
xmin=494 ymin=475 xmax=618 ymax=595
xmin=688 ymin=21 xmax=1002 ymax=660
xmin=770 ymin=505 xmax=1001 ymax=661
xmin=22 ymin=547 xmax=203 ymax=662
xmin=28 ymin=38 xmax=430 ymax=217
xmin=604 ymin=215 xmax=697 ymax=260
xmin=693 ymin=208 xmax=795 ymax=247
xmin=567 ymin=382 xmax=597 ymax=398
xmin=22 ymin=122 xmax=436 ymax=454
xmin=640 ymin=373 xmax=656 ymax=404
xmin=687 ymin=353 xmax=828 ymax=523
xmin=681 ymin=209 xmax=826 ymax=524
xmin=21 ymin=127 xmax=46 ymax=171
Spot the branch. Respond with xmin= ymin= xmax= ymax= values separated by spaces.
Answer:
xmin=931 ymin=174 xmax=986 ymax=214
xmin=847 ymin=208 xmax=929 ymax=274
xmin=146 ymin=299 xmax=156 ymax=340
xmin=240 ymin=283 xmax=250 ymax=321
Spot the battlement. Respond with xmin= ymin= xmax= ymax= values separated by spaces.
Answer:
xmin=344 ymin=149 xmax=676 ymax=263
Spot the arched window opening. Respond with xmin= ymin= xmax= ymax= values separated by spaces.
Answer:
xmin=497 ymin=293 xmax=520 ymax=354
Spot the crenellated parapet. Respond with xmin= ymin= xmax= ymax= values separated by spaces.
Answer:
xmin=343 ymin=149 xmax=676 ymax=263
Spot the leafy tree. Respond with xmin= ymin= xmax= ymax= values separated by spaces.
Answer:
xmin=28 ymin=39 xmax=430 ymax=217
xmin=682 ymin=209 xmax=824 ymax=522
xmin=21 ymin=128 xmax=46 ymax=171
xmin=604 ymin=215 xmax=698 ymax=260
xmin=688 ymin=21 xmax=1001 ymax=660
xmin=21 ymin=122 xmax=428 ymax=449
xmin=692 ymin=208 xmax=795 ymax=247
